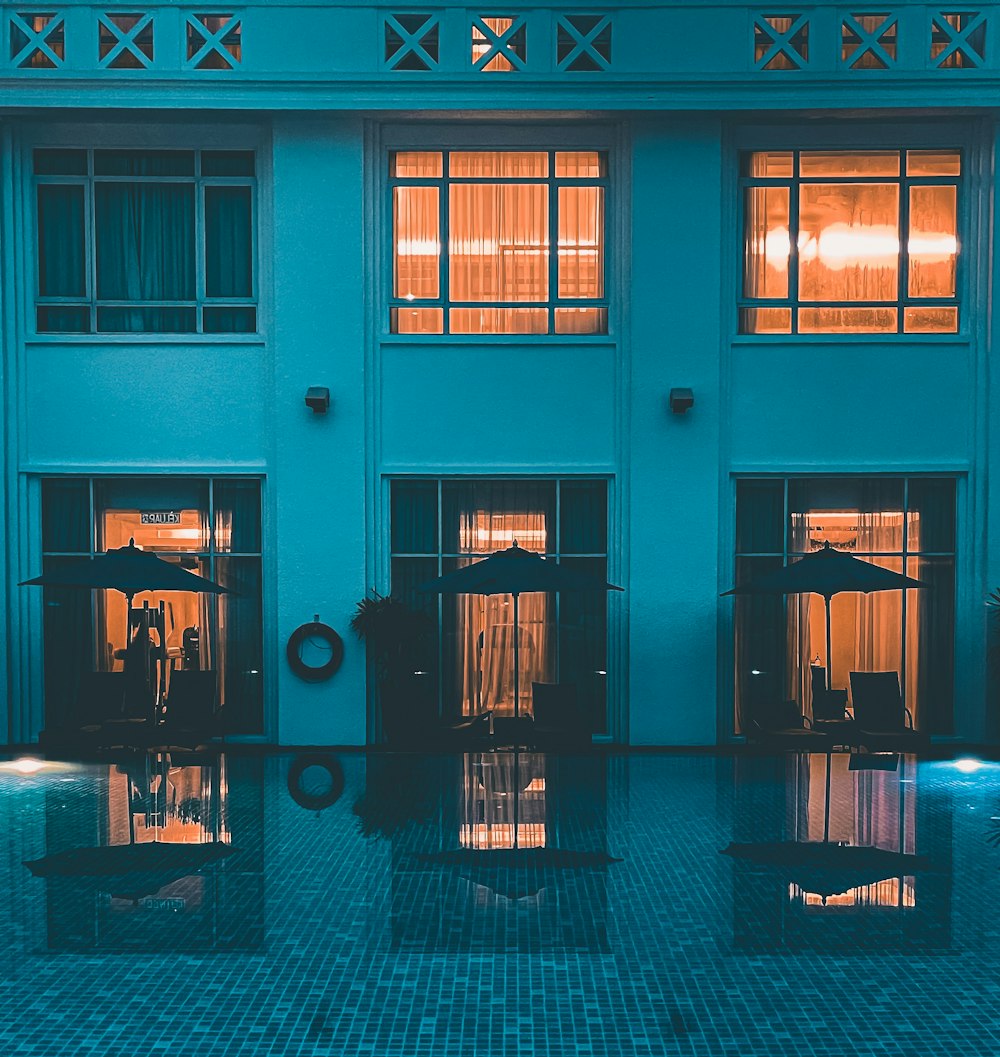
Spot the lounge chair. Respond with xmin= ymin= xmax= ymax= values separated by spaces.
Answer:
xmin=811 ymin=688 xmax=858 ymax=747
xmin=531 ymin=682 xmax=590 ymax=751
xmin=746 ymin=699 xmax=832 ymax=750
xmin=849 ymin=671 xmax=930 ymax=753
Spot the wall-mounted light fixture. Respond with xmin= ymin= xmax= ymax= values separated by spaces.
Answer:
xmin=668 ymin=387 xmax=694 ymax=414
xmin=305 ymin=386 xmax=331 ymax=414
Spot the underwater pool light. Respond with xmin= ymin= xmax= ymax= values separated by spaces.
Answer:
xmin=4 ymin=758 xmax=46 ymax=775
xmin=954 ymin=757 xmax=984 ymax=774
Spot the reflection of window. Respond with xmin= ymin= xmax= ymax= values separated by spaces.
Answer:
xmin=390 ymin=149 xmax=608 ymax=335
xmin=460 ymin=753 xmax=545 ymax=849
xmin=733 ymin=477 xmax=955 ymax=734
xmin=34 ymin=148 xmax=256 ymax=334
xmin=740 ymin=149 xmax=960 ymax=334
xmin=390 ymin=478 xmax=610 ymax=732
xmin=40 ymin=477 xmax=264 ymax=734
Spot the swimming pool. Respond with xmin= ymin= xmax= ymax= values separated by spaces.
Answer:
xmin=0 ymin=750 xmax=998 ymax=1055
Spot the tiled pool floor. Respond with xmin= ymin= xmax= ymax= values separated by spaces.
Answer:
xmin=1 ymin=750 xmax=999 ymax=1055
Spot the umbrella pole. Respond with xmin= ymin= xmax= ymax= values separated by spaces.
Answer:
xmin=823 ymin=749 xmax=832 ymax=844
xmin=512 ymin=592 xmax=520 ymax=720
xmin=513 ymin=748 xmax=519 ymax=850
xmin=824 ymin=594 xmax=833 ymax=691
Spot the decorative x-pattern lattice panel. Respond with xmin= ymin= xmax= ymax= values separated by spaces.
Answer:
xmin=556 ymin=13 xmax=611 ymax=71
xmin=841 ymin=12 xmax=898 ymax=68
xmin=930 ymin=10 xmax=987 ymax=67
xmin=471 ymin=15 xmax=526 ymax=71
xmin=8 ymin=10 xmax=65 ymax=67
xmin=185 ymin=11 xmax=241 ymax=69
xmin=384 ymin=12 xmax=440 ymax=70
xmin=98 ymin=12 xmax=154 ymax=69
xmin=753 ymin=13 xmax=810 ymax=69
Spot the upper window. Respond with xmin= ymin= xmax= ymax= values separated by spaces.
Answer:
xmin=34 ymin=148 xmax=257 ymax=335
xmin=389 ymin=150 xmax=608 ymax=335
xmin=740 ymin=149 xmax=959 ymax=335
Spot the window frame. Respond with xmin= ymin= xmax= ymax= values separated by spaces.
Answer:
xmin=386 ymin=475 xmax=613 ymax=735
xmin=735 ymin=146 xmax=964 ymax=336
xmin=380 ymin=124 xmax=618 ymax=342
xmin=32 ymin=147 xmax=259 ymax=337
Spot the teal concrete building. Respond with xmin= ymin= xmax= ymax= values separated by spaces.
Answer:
xmin=0 ymin=1 xmax=994 ymax=745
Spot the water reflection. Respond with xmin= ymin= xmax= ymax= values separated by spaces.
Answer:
xmin=355 ymin=752 xmax=618 ymax=952
xmin=727 ymin=752 xmax=952 ymax=951
xmin=33 ymin=752 xmax=264 ymax=951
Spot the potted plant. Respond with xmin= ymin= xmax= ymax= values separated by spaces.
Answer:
xmin=350 ymin=593 xmax=435 ymax=745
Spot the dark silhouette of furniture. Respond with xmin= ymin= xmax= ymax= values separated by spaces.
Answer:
xmin=745 ymin=698 xmax=832 ymax=750
xmin=849 ymin=671 xmax=930 ymax=753
xmin=531 ymin=682 xmax=590 ymax=751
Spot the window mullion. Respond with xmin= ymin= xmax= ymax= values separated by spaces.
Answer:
xmin=788 ymin=153 xmax=800 ymax=334
xmin=440 ymin=155 xmax=449 ymax=334
xmin=898 ymin=150 xmax=909 ymax=334
xmin=548 ymin=153 xmax=558 ymax=334
xmin=195 ymin=153 xmax=206 ymax=333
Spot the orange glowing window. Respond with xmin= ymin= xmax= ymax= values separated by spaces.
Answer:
xmin=740 ymin=149 xmax=960 ymax=335
xmin=389 ymin=149 xmax=608 ymax=335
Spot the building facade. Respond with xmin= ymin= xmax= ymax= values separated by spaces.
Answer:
xmin=1 ymin=1 xmax=996 ymax=745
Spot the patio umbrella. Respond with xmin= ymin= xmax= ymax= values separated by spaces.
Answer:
xmin=20 ymin=538 xmax=227 ymax=608
xmin=24 ymin=841 xmax=237 ymax=902
xmin=419 ymin=541 xmax=622 ymax=718
xmin=720 ymin=840 xmax=932 ymax=899
xmin=722 ymin=541 xmax=927 ymax=690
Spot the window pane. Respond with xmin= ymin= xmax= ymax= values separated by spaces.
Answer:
xmin=907 ymin=478 xmax=956 ymax=552
xmin=37 ymin=306 xmax=90 ymax=333
xmin=205 ymin=186 xmax=253 ymax=298
xmin=558 ymin=186 xmax=604 ymax=298
xmin=798 ymin=306 xmax=897 ymax=332
xmin=733 ymin=555 xmax=785 ymax=733
xmin=97 ymin=307 xmax=197 ymax=332
xmin=908 ymin=185 xmax=956 ymax=297
xmin=741 ymin=151 xmax=793 ymax=178
xmin=554 ymin=307 xmax=607 ymax=334
xmin=42 ymin=479 xmax=91 ymax=552
xmin=391 ymin=306 xmax=443 ymax=333
xmin=743 ymin=186 xmax=789 ymax=298
xmin=906 ymin=150 xmax=960 ymax=177
xmin=391 ymin=480 xmax=438 ymax=553
xmin=798 ymin=183 xmax=899 ymax=302
xmin=559 ymin=480 xmax=607 ymax=553
xmin=450 ymin=307 xmax=547 ymax=334
xmin=42 ymin=558 xmax=95 ymax=731
xmin=95 ymin=183 xmax=196 ymax=300
xmin=393 ymin=186 xmax=439 ymax=300
xmin=903 ymin=306 xmax=958 ymax=333
xmin=450 ymin=184 xmax=548 ymax=303
xmin=907 ymin=555 xmax=954 ymax=734
xmin=555 ymin=151 xmax=605 ymax=178
xmin=442 ymin=480 xmax=555 ymax=553
xmin=94 ymin=150 xmax=194 ymax=176
xmin=799 ymin=151 xmax=900 ymax=177
xmin=558 ymin=556 xmax=608 ymax=736
xmin=215 ymin=556 xmax=264 ymax=735
xmin=34 ymin=149 xmax=87 ymax=176
xmin=736 ymin=480 xmax=784 ymax=553
xmin=214 ymin=479 xmax=261 ymax=553
xmin=203 ymin=306 xmax=256 ymax=333
xmin=37 ymin=185 xmax=86 ymax=297
xmin=739 ymin=307 xmax=792 ymax=333
xmin=449 ymin=152 xmax=547 ymax=177
xmin=202 ymin=150 xmax=255 ymax=177
xmin=392 ymin=151 xmax=442 ymax=178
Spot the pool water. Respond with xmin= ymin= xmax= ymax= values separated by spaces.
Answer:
xmin=1 ymin=750 xmax=999 ymax=1055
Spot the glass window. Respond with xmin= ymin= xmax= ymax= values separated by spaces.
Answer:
xmin=733 ymin=477 xmax=956 ymax=736
xmin=389 ymin=149 xmax=608 ymax=335
xmin=740 ymin=149 xmax=960 ymax=335
xmin=34 ymin=148 xmax=257 ymax=335
xmin=390 ymin=478 xmax=610 ymax=734
xmin=40 ymin=477 xmax=264 ymax=735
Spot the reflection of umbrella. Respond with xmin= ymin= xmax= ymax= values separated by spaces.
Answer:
xmin=722 ymin=541 xmax=926 ymax=690
xmin=24 ymin=841 xmax=236 ymax=902
xmin=417 ymin=848 xmax=622 ymax=901
xmin=20 ymin=538 xmax=227 ymax=608
xmin=721 ymin=841 xmax=932 ymax=899
xmin=419 ymin=542 xmax=622 ymax=717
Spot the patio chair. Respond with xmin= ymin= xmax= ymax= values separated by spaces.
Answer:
xmin=531 ymin=682 xmax=590 ymax=751
xmin=849 ymin=671 xmax=930 ymax=753
xmin=745 ymin=698 xmax=832 ymax=751
xmin=811 ymin=688 xmax=858 ymax=747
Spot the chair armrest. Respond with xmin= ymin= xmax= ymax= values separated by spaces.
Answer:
xmin=904 ymin=707 xmax=915 ymax=730
xmin=801 ymin=715 xmax=814 ymax=729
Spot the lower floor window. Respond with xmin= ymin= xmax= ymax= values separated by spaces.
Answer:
xmin=40 ymin=476 xmax=264 ymax=734
xmin=734 ymin=476 xmax=956 ymax=735
xmin=390 ymin=477 xmax=610 ymax=735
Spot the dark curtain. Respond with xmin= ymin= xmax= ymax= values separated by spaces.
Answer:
xmin=215 ymin=557 xmax=263 ymax=735
xmin=36 ymin=184 xmax=87 ymax=332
